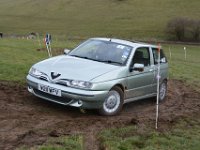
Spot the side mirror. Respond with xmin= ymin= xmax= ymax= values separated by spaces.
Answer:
xmin=64 ymin=49 xmax=70 ymax=54
xmin=130 ymin=63 xmax=144 ymax=72
xmin=161 ymin=57 xmax=166 ymax=63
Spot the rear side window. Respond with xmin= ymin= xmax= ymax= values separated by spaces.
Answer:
xmin=152 ymin=48 xmax=167 ymax=64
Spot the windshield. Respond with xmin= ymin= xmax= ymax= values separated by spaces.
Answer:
xmin=68 ymin=39 xmax=132 ymax=65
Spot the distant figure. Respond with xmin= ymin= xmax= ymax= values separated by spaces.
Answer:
xmin=0 ymin=33 xmax=3 ymax=38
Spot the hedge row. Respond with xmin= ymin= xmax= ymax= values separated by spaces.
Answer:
xmin=166 ymin=17 xmax=200 ymax=42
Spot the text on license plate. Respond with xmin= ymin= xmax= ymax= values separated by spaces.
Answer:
xmin=38 ymin=84 xmax=61 ymax=97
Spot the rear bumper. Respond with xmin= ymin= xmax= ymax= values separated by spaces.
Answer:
xmin=27 ymin=75 xmax=108 ymax=109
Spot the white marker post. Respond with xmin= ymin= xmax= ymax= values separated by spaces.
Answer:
xmin=184 ymin=47 xmax=187 ymax=60
xmin=37 ymin=33 xmax=42 ymax=48
xmin=156 ymin=44 xmax=161 ymax=129
xmin=169 ymin=46 xmax=171 ymax=59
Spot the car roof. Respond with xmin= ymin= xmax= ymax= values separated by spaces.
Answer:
xmin=90 ymin=37 xmax=159 ymax=48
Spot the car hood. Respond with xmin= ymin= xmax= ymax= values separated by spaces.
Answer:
xmin=34 ymin=55 xmax=121 ymax=81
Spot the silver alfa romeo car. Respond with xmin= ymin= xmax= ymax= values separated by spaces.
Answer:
xmin=27 ymin=38 xmax=168 ymax=115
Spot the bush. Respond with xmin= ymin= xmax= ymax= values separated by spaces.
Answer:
xmin=166 ymin=17 xmax=200 ymax=42
xmin=166 ymin=17 xmax=187 ymax=41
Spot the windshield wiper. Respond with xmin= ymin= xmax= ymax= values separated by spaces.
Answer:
xmin=70 ymin=55 xmax=98 ymax=61
xmin=70 ymin=55 xmax=122 ymax=65
xmin=98 ymin=60 xmax=123 ymax=65
xmin=70 ymin=55 xmax=89 ymax=59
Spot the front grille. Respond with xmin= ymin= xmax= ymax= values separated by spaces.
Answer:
xmin=55 ymin=80 xmax=70 ymax=87
xmin=33 ymin=89 xmax=72 ymax=104
xmin=56 ymin=80 xmax=68 ymax=86
xmin=39 ymin=76 xmax=48 ymax=81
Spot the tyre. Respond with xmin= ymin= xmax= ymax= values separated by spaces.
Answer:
xmin=159 ymin=81 xmax=167 ymax=101
xmin=99 ymin=86 xmax=124 ymax=116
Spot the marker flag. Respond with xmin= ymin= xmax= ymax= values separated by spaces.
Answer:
xmin=44 ymin=33 xmax=52 ymax=57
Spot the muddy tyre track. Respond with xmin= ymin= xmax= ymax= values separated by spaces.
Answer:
xmin=0 ymin=80 xmax=200 ymax=150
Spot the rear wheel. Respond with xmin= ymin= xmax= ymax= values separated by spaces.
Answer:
xmin=159 ymin=81 xmax=167 ymax=101
xmin=99 ymin=86 xmax=123 ymax=116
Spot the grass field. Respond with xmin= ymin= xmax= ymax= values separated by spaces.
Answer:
xmin=1 ymin=38 xmax=200 ymax=149
xmin=98 ymin=118 xmax=200 ymax=150
xmin=0 ymin=0 xmax=200 ymax=39
xmin=163 ymin=44 xmax=200 ymax=88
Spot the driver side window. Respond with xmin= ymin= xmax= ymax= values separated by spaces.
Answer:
xmin=131 ymin=47 xmax=150 ymax=67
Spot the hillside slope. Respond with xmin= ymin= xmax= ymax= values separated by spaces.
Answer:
xmin=0 ymin=0 xmax=199 ymax=39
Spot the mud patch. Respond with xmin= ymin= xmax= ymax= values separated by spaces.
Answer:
xmin=0 ymin=80 xmax=200 ymax=150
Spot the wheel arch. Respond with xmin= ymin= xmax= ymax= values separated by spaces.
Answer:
xmin=111 ymin=84 xmax=125 ymax=94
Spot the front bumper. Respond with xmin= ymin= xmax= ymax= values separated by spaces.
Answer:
xmin=27 ymin=75 xmax=108 ymax=109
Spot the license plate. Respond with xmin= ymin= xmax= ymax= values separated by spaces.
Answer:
xmin=38 ymin=84 xmax=61 ymax=97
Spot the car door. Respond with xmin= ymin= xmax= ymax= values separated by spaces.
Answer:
xmin=126 ymin=47 xmax=155 ymax=99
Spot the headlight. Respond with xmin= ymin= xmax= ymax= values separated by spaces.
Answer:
xmin=58 ymin=79 xmax=93 ymax=89
xmin=70 ymin=80 xmax=93 ymax=89
xmin=29 ymin=67 xmax=43 ymax=77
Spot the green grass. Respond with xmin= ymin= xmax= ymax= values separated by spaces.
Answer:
xmin=19 ymin=135 xmax=83 ymax=150
xmin=0 ymin=0 xmax=199 ymax=39
xmin=162 ymin=44 xmax=200 ymax=88
xmin=99 ymin=118 xmax=200 ymax=150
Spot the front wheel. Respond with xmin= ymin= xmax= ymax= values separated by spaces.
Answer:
xmin=159 ymin=81 xmax=167 ymax=101
xmin=99 ymin=87 xmax=124 ymax=116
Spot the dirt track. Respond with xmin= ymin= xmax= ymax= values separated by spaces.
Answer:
xmin=0 ymin=80 xmax=200 ymax=150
